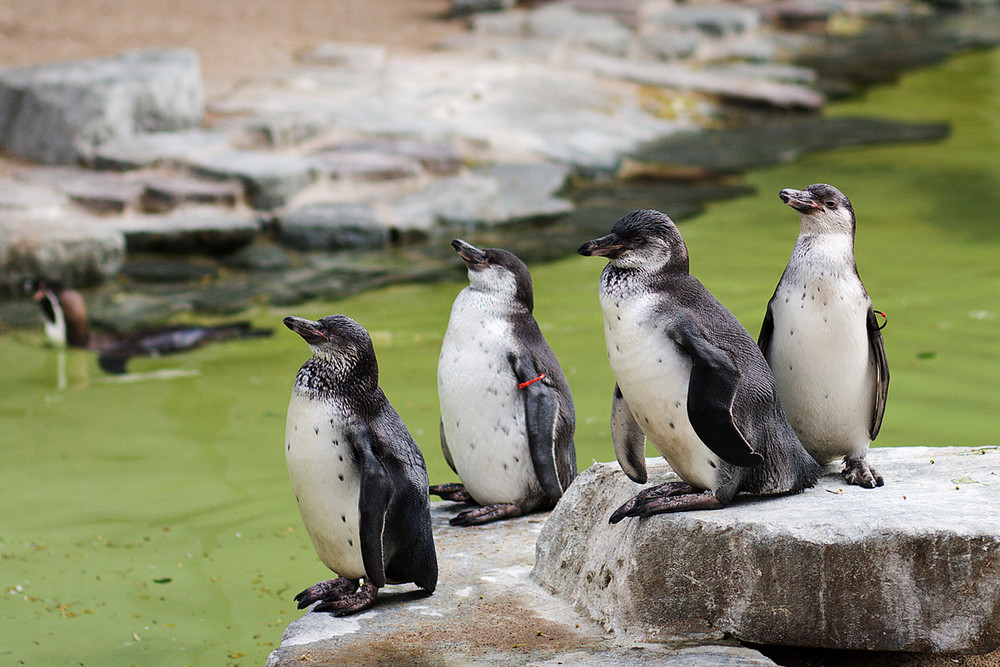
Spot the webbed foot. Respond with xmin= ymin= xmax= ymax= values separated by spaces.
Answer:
xmin=450 ymin=502 xmax=522 ymax=526
xmin=609 ymin=482 xmax=724 ymax=524
xmin=429 ymin=482 xmax=475 ymax=503
xmin=312 ymin=580 xmax=378 ymax=617
xmin=842 ymin=456 xmax=884 ymax=488
xmin=294 ymin=576 xmax=359 ymax=609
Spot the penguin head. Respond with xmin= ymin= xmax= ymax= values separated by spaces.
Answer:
xmin=451 ymin=239 xmax=534 ymax=312
xmin=284 ymin=314 xmax=377 ymax=378
xmin=28 ymin=279 xmax=89 ymax=347
xmin=779 ymin=184 xmax=855 ymax=236
xmin=577 ymin=209 xmax=689 ymax=274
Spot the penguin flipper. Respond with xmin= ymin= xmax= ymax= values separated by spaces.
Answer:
xmin=757 ymin=293 xmax=776 ymax=358
xmin=674 ymin=319 xmax=764 ymax=468
xmin=866 ymin=307 xmax=890 ymax=440
xmin=512 ymin=355 xmax=569 ymax=502
xmin=611 ymin=384 xmax=647 ymax=484
xmin=439 ymin=420 xmax=458 ymax=476
xmin=348 ymin=425 xmax=390 ymax=589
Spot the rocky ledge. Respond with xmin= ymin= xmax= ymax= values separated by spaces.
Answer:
xmin=533 ymin=446 xmax=1000 ymax=655
xmin=268 ymin=446 xmax=999 ymax=665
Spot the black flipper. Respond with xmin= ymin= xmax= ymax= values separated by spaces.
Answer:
xmin=757 ymin=292 xmax=776 ymax=359
xmin=439 ymin=420 xmax=458 ymax=476
xmin=611 ymin=384 xmax=647 ymax=484
xmin=673 ymin=318 xmax=763 ymax=468
xmin=347 ymin=424 xmax=390 ymax=590
xmin=866 ymin=307 xmax=890 ymax=440
xmin=512 ymin=355 xmax=566 ymax=502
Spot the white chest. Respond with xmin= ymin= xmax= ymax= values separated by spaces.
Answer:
xmin=285 ymin=390 xmax=365 ymax=580
xmin=767 ymin=252 xmax=876 ymax=459
xmin=437 ymin=289 xmax=536 ymax=505
xmin=600 ymin=288 xmax=720 ymax=490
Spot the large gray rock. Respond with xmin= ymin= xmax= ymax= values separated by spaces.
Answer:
xmin=266 ymin=503 xmax=779 ymax=666
xmin=0 ymin=50 xmax=204 ymax=164
xmin=110 ymin=211 xmax=262 ymax=253
xmin=532 ymin=447 xmax=1000 ymax=654
xmin=0 ymin=215 xmax=124 ymax=292
xmin=276 ymin=203 xmax=389 ymax=250
xmin=189 ymin=151 xmax=318 ymax=210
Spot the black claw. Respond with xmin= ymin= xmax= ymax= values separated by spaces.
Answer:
xmin=449 ymin=502 xmax=521 ymax=526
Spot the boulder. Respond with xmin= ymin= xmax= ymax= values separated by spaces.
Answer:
xmin=189 ymin=151 xmax=318 ymax=210
xmin=532 ymin=447 xmax=1000 ymax=654
xmin=276 ymin=203 xmax=389 ymax=251
xmin=110 ymin=211 xmax=262 ymax=253
xmin=0 ymin=50 xmax=204 ymax=164
xmin=0 ymin=215 xmax=124 ymax=292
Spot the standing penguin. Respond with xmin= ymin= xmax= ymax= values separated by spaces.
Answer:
xmin=432 ymin=239 xmax=576 ymax=526
xmin=758 ymin=184 xmax=889 ymax=488
xmin=284 ymin=315 xmax=437 ymax=615
xmin=578 ymin=210 xmax=820 ymax=523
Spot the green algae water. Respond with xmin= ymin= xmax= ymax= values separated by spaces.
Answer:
xmin=2 ymin=49 xmax=999 ymax=665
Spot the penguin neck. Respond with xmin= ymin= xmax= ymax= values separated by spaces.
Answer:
xmin=460 ymin=284 xmax=530 ymax=317
xmin=296 ymin=356 xmax=377 ymax=399
xmin=602 ymin=262 xmax=686 ymax=296
xmin=790 ymin=230 xmax=855 ymax=272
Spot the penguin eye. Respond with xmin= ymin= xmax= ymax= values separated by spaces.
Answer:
xmin=824 ymin=200 xmax=836 ymax=209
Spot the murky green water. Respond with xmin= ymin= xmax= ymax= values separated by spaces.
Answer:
xmin=2 ymin=49 xmax=998 ymax=666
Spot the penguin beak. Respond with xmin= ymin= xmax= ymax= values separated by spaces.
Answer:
xmin=779 ymin=188 xmax=820 ymax=213
xmin=451 ymin=239 xmax=489 ymax=269
xmin=284 ymin=316 xmax=329 ymax=344
xmin=578 ymin=233 xmax=625 ymax=259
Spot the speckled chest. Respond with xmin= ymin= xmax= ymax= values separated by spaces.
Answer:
xmin=437 ymin=288 xmax=535 ymax=504
xmin=766 ymin=239 xmax=875 ymax=458
xmin=599 ymin=272 xmax=721 ymax=490
xmin=285 ymin=380 xmax=366 ymax=580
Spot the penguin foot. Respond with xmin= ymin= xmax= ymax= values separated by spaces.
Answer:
xmin=842 ymin=457 xmax=884 ymax=488
xmin=294 ymin=576 xmax=359 ymax=609
xmin=609 ymin=483 xmax=724 ymax=524
xmin=429 ymin=483 xmax=475 ymax=504
xmin=449 ymin=502 xmax=522 ymax=526
xmin=312 ymin=580 xmax=379 ymax=617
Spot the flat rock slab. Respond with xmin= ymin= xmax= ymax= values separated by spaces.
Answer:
xmin=532 ymin=446 xmax=1000 ymax=654
xmin=0 ymin=215 xmax=124 ymax=293
xmin=0 ymin=49 xmax=203 ymax=164
xmin=266 ymin=504 xmax=778 ymax=667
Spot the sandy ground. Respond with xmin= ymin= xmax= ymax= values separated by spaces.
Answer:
xmin=0 ymin=0 xmax=467 ymax=97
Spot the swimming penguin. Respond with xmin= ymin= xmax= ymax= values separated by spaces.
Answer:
xmin=577 ymin=210 xmax=820 ymax=523
xmin=284 ymin=315 xmax=437 ymax=615
xmin=29 ymin=280 xmax=272 ymax=373
xmin=758 ymin=184 xmax=889 ymax=488
xmin=431 ymin=239 xmax=576 ymax=526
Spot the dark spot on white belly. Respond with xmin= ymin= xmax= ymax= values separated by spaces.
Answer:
xmin=286 ymin=442 xmax=290 ymax=451
xmin=314 ymin=426 xmax=319 ymax=435
xmin=338 ymin=474 xmax=344 ymax=481
xmin=348 ymin=539 xmax=353 ymax=547
xmin=709 ymin=460 xmax=716 ymax=469
xmin=341 ymin=515 xmax=346 ymax=522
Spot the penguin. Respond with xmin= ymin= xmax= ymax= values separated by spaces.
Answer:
xmin=431 ymin=239 xmax=576 ymax=526
xmin=284 ymin=314 xmax=437 ymax=615
xmin=29 ymin=280 xmax=272 ymax=373
xmin=757 ymin=184 xmax=889 ymax=488
xmin=577 ymin=210 xmax=820 ymax=523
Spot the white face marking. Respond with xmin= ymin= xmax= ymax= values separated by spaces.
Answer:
xmin=285 ymin=389 xmax=366 ymax=580
xmin=437 ymin=283 xmax=539 ymax=506
xmin=607 ymin=235 xmax=674 ymax=272
xmin=599 ymin=276 xmax=721 ymax=491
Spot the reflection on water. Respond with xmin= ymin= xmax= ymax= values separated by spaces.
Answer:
xmin=1 ymin=49 xmax=999 ymax=665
